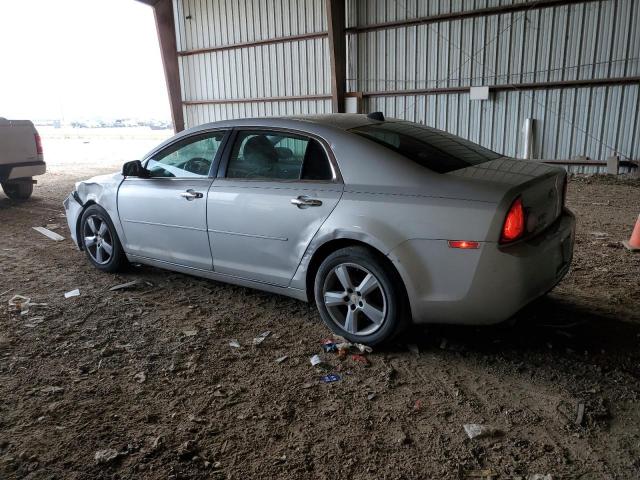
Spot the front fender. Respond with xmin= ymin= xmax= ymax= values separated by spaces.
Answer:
xmin=67 ymin=172 xmax=126 ymax=249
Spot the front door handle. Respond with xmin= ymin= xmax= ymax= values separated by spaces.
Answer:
xmin=291 ymin=196 xmax=322 ymax=208
xmin=179 ymin=189 xmax=203 ymax=201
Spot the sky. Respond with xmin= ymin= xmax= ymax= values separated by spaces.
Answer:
xmin=0 ymin=0 xmax=171 ymax=121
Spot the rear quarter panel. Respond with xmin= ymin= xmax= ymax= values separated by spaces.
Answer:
xmin=289 ymin=189 xmax=498 ymax=291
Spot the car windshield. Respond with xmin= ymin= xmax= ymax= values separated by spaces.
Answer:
xmin=350 ymin=121 xmax=502 ymax=173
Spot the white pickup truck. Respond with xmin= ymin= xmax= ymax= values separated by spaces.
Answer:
xmin=0 ymin=118 xmax=46 ymax=200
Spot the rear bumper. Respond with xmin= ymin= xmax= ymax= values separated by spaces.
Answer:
xmin=388 ymin=209 xmax=575 ymax=325
xmin=63 ymin=191 xmax=83 ymax=248
xmin=0 ymin=160 xmax=46 ymax=182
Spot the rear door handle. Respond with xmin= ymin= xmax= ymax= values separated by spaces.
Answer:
xmin=291 ymin=196 xmax=322 ymax=208
xmin=179 ymin=189 xmax=203 ymax=201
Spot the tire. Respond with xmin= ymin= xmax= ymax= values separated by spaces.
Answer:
xmin=80 ymin=204 xmax=127 ymax=272
xmin=314 ymin=246 xmax=408 ymax=346
xmin=2 ymin=178 xmax=33 ymax=200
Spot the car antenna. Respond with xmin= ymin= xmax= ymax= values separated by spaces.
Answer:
xmin=367 ymin=111 xmax=385 ymax=122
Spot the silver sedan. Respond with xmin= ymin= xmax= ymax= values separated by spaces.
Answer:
xmin=63 ymin=113 xmax=575 ymax=345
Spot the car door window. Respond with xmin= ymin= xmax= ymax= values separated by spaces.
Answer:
xmin=226 ymin=131 xmax=332 ymax=181
xmin=146 ymin=131 xmax=226 ymax=178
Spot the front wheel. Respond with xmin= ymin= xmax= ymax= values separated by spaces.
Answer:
xmin=2 ymin=178 xmax=33 ymax=200
xmin=314 ymin=246 xmax=408 ymax=346
xmin=80 ymin=205 xmax=127 ymax=272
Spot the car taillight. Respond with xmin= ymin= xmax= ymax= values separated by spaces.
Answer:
xmin=34 ymin=133 xmax=43 ymax=155
xmin=500 ymin=197 xmax=525 ymax=243
xmin=448 ymin=240 xmax=480 ymax=249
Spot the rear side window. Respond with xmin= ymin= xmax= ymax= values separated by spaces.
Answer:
xmin=350 ymin=122 xmax=501 ymax=173
xmin=226 ymin=130 xmax=333 ymax=181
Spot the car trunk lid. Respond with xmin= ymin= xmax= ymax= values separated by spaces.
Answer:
xmin=449 ymin=157 xmax=566 ymax=239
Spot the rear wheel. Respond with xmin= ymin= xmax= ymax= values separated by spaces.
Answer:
xmin=2 ymin=178 xmax=33 ymax=200
xmin=80 ymin=205 xmax=127 ymax=272
xmin=314 ymin=246 xmax=408 ymax=346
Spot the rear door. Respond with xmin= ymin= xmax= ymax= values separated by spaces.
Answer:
xmin=207 ymin=129 xmax=343 ymax=286
xmin=118 ymin=130 xmax=228 ymax=270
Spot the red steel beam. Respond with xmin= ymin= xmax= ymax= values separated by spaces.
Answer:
xmin=150 ymin=0 xmax=185 ymax=132
xmin=177 ymin=32 xmax=328 ymax=57
xmin=326 ymin=0 xmax=346 ymax=113
xmin=358 ymin=76 xmax=640 ymax=98
xmin=345 ymin=0 xmax=595 ymax=34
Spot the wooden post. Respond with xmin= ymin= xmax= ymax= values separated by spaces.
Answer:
xmin=152 ymin=0 xmax=185 ymax=132
xmin=326 ymin=0 xmax=346 ymax=113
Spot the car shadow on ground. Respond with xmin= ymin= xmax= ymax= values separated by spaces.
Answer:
xmin=397 ymin=295 xmax=640 ymax=374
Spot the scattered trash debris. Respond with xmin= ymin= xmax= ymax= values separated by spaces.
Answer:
xmin=94 ymin=448 xmax=120 ymax=464
xmin=109 ymin=280 xmax=139 ymax=291
xmin=45 ymin=223 xmax=61 ymax=230
xmin=351 ymin=354 xmax=370 ymax=366
xmin=252 ymin=330 xmax=271 ymax=345
xmin=463 ymin=424 xmax=502 ymax=439
xmin=8 ymin=295 xmax=30 ymax=315
xmin=321 ymin=338 xmax=337 ymax=352
xmin=589 ymin=231 xmax=609 ymax=237
xmin=367 ymin=393 xmax=376 ymax=401
xmin=413 ymin=399 xmax=423 ymax=411
xmin=310 ymin=354 xmax=322 ymax=366
xmin=64 ymin=289 xmax=80 ymax=299
xmin=321 ymin=373 xmax=341 ymax=383
xmin=182 ymin=330 xmax=198 ymax=337
xmin=229 ymin=339 xmax=241 ymax=348
xmin=33 ymin=226 xmax=65 ymax=241
xmin=133 ymin=372 xmax=147 ymax=383
xmin=576 ymin=402 xmax=585 ymax=426
xmin=275 ymin=355 xmax=289 ymax=364
xmin=354 ymin=343 xmax=373 ymax=353
xmin=407 ymin=343 xmax=420 ymax=355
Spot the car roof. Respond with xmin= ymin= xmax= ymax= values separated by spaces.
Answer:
xmin=191 ymin=113 xmax=391 ymax=133
xmin=145 ymin=114 xmax=398 ymax=160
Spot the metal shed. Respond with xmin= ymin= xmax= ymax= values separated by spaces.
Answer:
xmin=138 ymin=0 xmax=640 ymax=167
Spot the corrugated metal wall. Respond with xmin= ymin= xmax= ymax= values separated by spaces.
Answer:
xmin=346 ymin=0 xmax=640 ymax=161
xmin=172 ymin=0 xmax=639 ymax=162
xmin=174 ymin=0 xmax=332 ymax=126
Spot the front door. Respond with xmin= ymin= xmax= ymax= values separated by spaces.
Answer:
xmin=207 ymin=129 xmax=343 ymax=286
xmin=118 ymin=130 xmax=228 ymax=270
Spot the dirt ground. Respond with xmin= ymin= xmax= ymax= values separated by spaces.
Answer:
xmin=1 ymin=169 xmax=639 ymax=480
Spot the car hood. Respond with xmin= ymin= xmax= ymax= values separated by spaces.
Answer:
xmin=75 ymin=171 xmax=123 ymax=204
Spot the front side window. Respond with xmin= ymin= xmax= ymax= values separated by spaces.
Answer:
xmin=146 ymin=131 xmax=226 ymax=178
xmin=226 ymin=131 xmax=333 ymax=181
xmin=350 ymin=122 xmax=501 ymax=173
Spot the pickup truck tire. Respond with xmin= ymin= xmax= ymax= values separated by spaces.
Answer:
xmin=2 ymin=178 xmax=33 ymax=200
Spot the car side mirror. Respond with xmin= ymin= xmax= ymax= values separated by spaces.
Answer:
xmin=122 ymin=160 xmax=149 ymax=178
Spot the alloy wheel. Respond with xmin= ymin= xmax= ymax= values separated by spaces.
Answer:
xmin=83 ymin=214 xmax=113 ymax=265
xmin=322 ymin=262 xmax=387 ymax=336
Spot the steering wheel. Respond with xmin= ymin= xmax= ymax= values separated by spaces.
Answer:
xmin=183 ymin=157 xmax=211 ymax=176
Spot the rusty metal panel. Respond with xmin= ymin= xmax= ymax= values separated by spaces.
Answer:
xmin=345 ymin=0 xmax=640 ymax=161
xmin=174 ymin=0 xmax=330 ymax=127
xmin=361 ymin=83 xmax=640 ymax=161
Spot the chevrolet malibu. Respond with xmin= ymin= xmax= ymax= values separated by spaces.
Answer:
xmin=63 ymin=113 xmax=575 ymax=345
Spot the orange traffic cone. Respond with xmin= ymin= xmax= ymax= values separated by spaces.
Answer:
xmin=622 ymin=214 xmax=640 ymax=251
